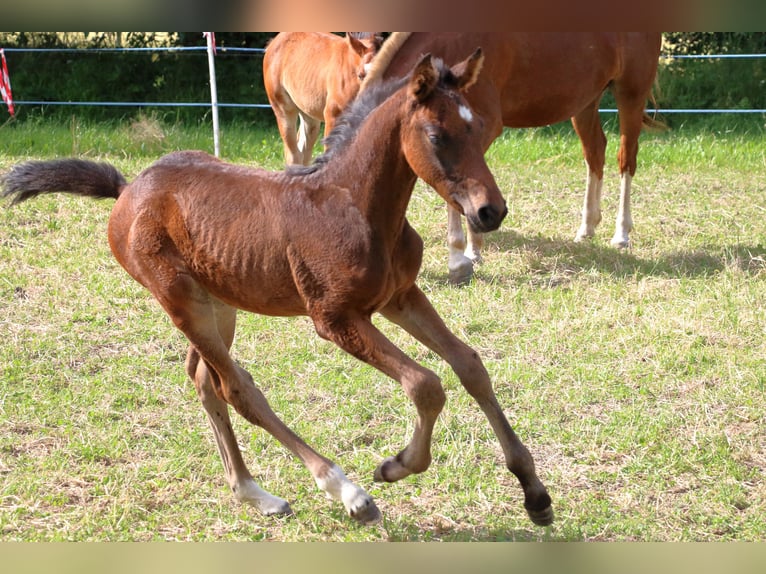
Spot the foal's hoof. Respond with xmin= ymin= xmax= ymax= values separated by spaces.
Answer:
xmin=264 ymin=500 xmax=293 ymax=517
xmin=349 ymin=497 xmax=382 ymax=525
xmin=373 ymin=456 xmax=412 ymax=483
xmin=525 ymin=503 xmax=554 ymax=527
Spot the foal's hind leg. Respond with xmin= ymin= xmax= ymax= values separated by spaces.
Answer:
xmin=187 ymin=346 xmax=292 ymax=516
xmin=184 ymin=301 xmax=290 ymax=516
xmin=381 ymin=285 xmax=553 ymax=526
xmin=160 ymin=276 xmax=379 ymax=524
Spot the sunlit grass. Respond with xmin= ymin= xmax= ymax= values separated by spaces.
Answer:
xmin=1 ymin=115 xmax=764 ymax=541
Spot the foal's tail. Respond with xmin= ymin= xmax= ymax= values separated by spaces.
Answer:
xmin=1 ymin=159 xmax=127 ymax=205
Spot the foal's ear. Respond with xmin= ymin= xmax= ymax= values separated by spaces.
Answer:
xmin=347 ymin=33 xmax=367 ymax=57
xmin=451 ymin=48 xmax=484 ymax=92
xmin=409 ymin=53 xmax=439 ymax=102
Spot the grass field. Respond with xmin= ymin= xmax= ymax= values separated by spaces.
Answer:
xmin=0 ymin=113 xmax=764 ymax=541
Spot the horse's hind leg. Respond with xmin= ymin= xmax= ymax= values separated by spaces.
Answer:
xmin=571 ymin=103 xmax=607 ymax=244
xmin=271 ymin=101 xmax=304 ymax=166
xmin=184 ymin=301 xmax=290 ymax=516
xmin=186 ymin=345 xmax=292 ymax=516
xmin=297 ymin=113 xmax=321 ymax=165
xmin=381 ymin=285 xmax=553 ymax=526
xmin=162 ymin=277 xmax=379 ymax=524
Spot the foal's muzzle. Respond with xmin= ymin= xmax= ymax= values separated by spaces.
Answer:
xmin=468 ymin=201 xmax=507 ymax=233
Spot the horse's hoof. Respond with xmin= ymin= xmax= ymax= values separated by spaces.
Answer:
xmin=264 ymin=500 xmax=293 ymax=517
xmin=373 ymin=456 xmax=412 ymax=483
xmin=610 ymin=236 xmax=630 ymax=249
xmin=526 ymin=504 xmax=554 ymax=526
xmin=448 ymin=260 xmax=474 ymax=285
xmin=349 ymin=497 xmax=382 ymax=525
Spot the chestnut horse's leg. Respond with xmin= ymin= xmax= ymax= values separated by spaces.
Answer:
xmin=447 ymin=206 xmax=476 ymax=284
xmin=610 ymin=90 xmax=648 ymax=249
xmin=271 ymin=103 xmax=305 ymax=166
xmin=571 ymin=100 xmax=608 ymax=245
xmin=156 ymin=275 xmax=380 ymax=524
xmin=297 ymin=113 xmax=321 ymax=166
xmin=380 ymin=285 xmax=554 ymax=526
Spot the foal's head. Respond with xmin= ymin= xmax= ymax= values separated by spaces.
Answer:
xmin=401 ymin=50 xmax=507 ymax=234
xmin=347 ymin=33 xmax=384 ymax=82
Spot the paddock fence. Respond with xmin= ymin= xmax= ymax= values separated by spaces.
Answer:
xmin=3 ymin=43 xmax=766 ymax=118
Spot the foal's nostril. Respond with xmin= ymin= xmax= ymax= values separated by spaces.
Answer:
xmin=477 ymin=204 xmax=506 ymax=231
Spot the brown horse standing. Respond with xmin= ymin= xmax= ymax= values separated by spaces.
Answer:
xmin=2 ymin=52 xmax=553 ymax=526
xmin=362 ymin=33 xmax=662 ymax=283
xmin=263 ymin=32 xmax=383 ymax=165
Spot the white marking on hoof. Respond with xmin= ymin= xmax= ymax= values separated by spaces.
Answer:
xmin=234 ymin=479 xmax=292 ymax=516
xmin=610 ymin=233 xmax=631 ymax=249
xmin=315 ymin=465 xmax=381 ymax=525
xmin=574 ymin=224 xmax=595 ymax=242
xmin=464 ymin=247 xmax=483 ymax=265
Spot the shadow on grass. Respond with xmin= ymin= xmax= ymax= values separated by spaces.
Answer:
xmin=419 ymin=228 xmax=766 ymax=286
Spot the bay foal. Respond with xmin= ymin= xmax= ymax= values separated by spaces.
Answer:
xmin=2 ymin=52 xmax=552 ymax=526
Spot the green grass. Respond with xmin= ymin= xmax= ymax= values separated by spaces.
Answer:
xmin=0 ymin=114 xmax=764 ymax=541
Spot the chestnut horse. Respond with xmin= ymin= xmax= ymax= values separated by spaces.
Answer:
xmin=263 ymin=32 xmax=383 ymax=165
xmin=362 ymin=33 xmax=662 ymax=283
xmin=2 ymin=52 xmax=553 ymax=526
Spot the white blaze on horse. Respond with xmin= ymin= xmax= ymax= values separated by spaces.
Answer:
xmin=263 ymin=32 xmax=383 ymax=166
xmin=2 ymin=51 xmax=553 ymax=527
xmin=361 ymin=32 xmax=663 ymax=283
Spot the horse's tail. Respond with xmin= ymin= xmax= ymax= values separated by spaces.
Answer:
xmin=359 ymin=32 xmax=412 ymax=92
xmin=1 ymin=159 xmax=127 ymax=206
xmin=642 ymin=79 xmax=669 ymax=132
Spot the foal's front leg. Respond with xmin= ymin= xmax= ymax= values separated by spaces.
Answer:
xmin=311 ymin=313 xmax=447 ymax=483
xmin=381 ymin=285 xmax=554 ymax=526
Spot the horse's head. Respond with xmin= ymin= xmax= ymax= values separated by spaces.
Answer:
xmin=401 ymin=49 xmax=507 ymax=234
xmin=347 ymin=33 xmax=384 ymax=82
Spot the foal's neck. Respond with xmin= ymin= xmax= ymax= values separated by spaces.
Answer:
xmin=328 ymin=91 xmax=418 ymax=231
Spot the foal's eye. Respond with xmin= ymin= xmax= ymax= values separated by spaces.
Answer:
xmin=426 ymin=128 xmax=444 ymax=147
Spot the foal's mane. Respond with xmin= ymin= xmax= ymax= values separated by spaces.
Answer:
xmin=287 ymin=56 xmax=461 ymax=178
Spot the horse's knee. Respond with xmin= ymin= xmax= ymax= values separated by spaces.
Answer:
xmin=403 ymin=371 xmax=446 ymax=416
xmin=217 ymin=367 xmax=273 ymax=427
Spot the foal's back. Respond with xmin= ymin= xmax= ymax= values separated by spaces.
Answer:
xmin=107 ymin=151 xmax=373 ymax=318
